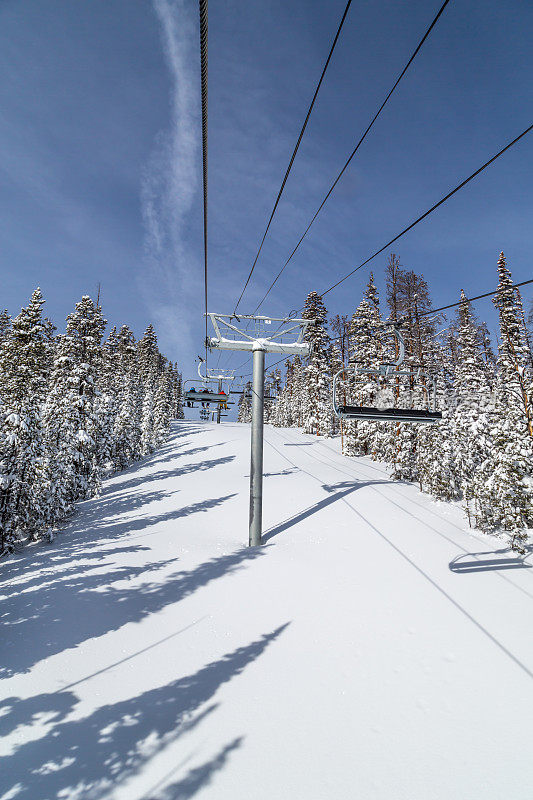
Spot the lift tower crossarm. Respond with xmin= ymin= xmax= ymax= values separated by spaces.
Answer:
xmin=207 ymin=314 xmax=311 ymax=356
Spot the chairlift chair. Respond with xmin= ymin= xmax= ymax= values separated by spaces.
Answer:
xmin=183 ymin=378 xmax=230 ymax=406
xmin=332 ymin=326 xmax=442 ymax=424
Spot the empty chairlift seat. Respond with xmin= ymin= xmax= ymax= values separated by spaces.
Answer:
xmin=334 ymin=403 xmax=442 ymax=424
xmin=332 ymin=325 xmax=442 ymax=425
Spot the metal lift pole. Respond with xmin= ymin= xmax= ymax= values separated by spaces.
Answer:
xmin=205 ymin=313 xmax=311 ymax=547
xmin=249 ymin=344 xmax=265 ymax=546
xmin=216 ymin=378 xmax=222 ymax=424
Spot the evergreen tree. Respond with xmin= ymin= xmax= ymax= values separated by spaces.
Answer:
xmin=237 ymin=383 xmax=252 ymax=423
xmin=61 ymin=296 xmax=106 ymax=501
xmin=493 ymin=252 xmax=533 ymax=438
xmin=42 ymin=335 xmax=79 ymax=529
xmin=98 ymin=326 xmax=120 ymax=470
xmin=137 ymin=324 xmax=160 ymax=455
xmin=112 ymin=325 xmax=141 ymax=468
xmin=302 ymin=291 xmax=332 ymax=436
xmin=0 ymin=289 xmax=49 ymax=553
xmin=153 ymin=363 xmax=173 ymax=446
xmin=344 ymin=274 xmax=382 ymax=456
xmin=0 ymin=310 xmax=11 ymax=341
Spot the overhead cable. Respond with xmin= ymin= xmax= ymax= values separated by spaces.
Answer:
xmin=233 ymin=0 xmax=354 ymax=315
xmin=319 ymin=123 xmax=533 ymax=297
xmin=199 ymin=0 xmax=209 ymax=367
xmin=253 ymin=0 xmax=452 ymax=312
xmin=417 ymin=277 xmax=533 ymax=319
xmin=319 ymin=277 xmax=533 ymax=347
xmin=236 ymin=275 xmax=533 ymax=380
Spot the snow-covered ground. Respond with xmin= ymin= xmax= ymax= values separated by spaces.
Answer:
xmin=1 ymin=420 xmax=532 ymax=800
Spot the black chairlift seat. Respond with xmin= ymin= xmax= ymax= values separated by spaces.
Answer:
xmin=337 ymin=405 xmax=442 ymax=424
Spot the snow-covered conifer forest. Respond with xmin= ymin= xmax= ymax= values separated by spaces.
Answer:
xmin=0 ymin=290 xmax=184 ymax=558
xmin=258 ymin=252 xmax=533 ymax=552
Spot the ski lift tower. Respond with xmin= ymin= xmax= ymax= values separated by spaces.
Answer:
xmin=207 ymin=313 xmax=312 ymax=546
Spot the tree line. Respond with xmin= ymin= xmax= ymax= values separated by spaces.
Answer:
xmin=0 ymin=290 xmax=184 ymax=558
xmin=240 ymin=252 xmax=533 ymax=552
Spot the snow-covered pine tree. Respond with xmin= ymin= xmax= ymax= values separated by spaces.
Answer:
xmin=289 ymin=356 xmax=305 ymax=427
xmin=58 ymin=295 xmax=106 ymax=502
xmin=0 ymin=289 xmax=49 ymax=553
xmin=173 ymin=363 xmax=185 ymax=419
xmin=329 ymin=314 xmax=350 ymax=449
xmin=0 ymin=310 xmax=11 ymax=341
xmin=302 ymin=291 xmax=332 ymax=436
xmin=474 ymin=252 xmax=533 ymax=552
xmin=493 ymin=252 xmax=533 ymax=438
xmin=153 ymin=362 xmax=173 ymax=446
xmin=42 ymin=334 xmax=79 ymax=529
xmin=137 ymin=324 xmax=160 ymax=455
xmin=73 ymin=296 xmax=106 ymax=497
xmin=344 ymin=274 xmax=382 ymax=457
xmin=97 ymin=325 xmax=120 ymax=471
xmin=444 ymin=291 xmax=490 ymax=509
xmin=272 ymin=361 xmax=292 ymax=428
xmin=380 ymin=262 xmax=442 ymax=481
xmin=237 ymin=383 xmax=252 ymax=423
xmin=111 ymin=325 xmax=141 ymax=469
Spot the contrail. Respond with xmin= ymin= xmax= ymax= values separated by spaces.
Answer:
xmin=141 ymin=0 xmax=200 ymax=355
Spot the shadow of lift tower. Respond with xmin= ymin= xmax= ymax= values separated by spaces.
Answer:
xmin=206 ymin=313 xmax=312 ymax=546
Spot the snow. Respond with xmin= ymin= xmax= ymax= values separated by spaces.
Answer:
xmin=1 ymin=419 xmax=532 ymax=800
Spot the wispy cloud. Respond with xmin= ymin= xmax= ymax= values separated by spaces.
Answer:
xmin=141 ymin=0 xmax=200 ymax=356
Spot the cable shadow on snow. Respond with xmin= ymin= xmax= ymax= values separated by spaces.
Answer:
xmin=0 ymin=524 xmax=260 ymax=679
xmin=262 ymin=480 xmax=388 ymax=543
xmin=244 ymin=468 xmax=298 ymax=478
xmin=1 ymin=625 xmax=289 ymax=800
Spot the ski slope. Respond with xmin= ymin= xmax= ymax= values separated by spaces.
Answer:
xmin=1 ymin=420 xmax=532 ymax=800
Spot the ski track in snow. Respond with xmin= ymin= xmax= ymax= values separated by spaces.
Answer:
xmin=1 ymin=420 xmax=532 ymax=800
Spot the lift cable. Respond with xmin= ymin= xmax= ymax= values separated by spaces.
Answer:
xmin=199 ymin=0 xmax=209 ymax=368
xmin=236 ymin=276 xmax=533 ymax=378
xmin=252 ymin=0 xmax=452 ymax=313
xmin=232 ymin=0 xmax=354 ymax=315
xmin=324 ymin=276 xmax=533 ymax=344
xmin=416 ymin=277 xmax=533 ymax=319
xmin=319 ymin=123 xmax=533 ymax=298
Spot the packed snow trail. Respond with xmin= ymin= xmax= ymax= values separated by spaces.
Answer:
xmin=1 ymin=420 xmax=532 ymax=800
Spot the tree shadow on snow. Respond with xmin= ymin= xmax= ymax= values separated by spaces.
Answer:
xmin=0 ymin=624 xmax=289 ymax=800
xmin=103 ymin=455 xmax=234 ymax=496
xmin=146 ymin=443 xmax=228 ymax=469
xmin=0 ymin=534 xmax=264 ymax=678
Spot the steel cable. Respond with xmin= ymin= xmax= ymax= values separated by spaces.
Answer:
xmin=320 ymin=123 xmax=533 ymax=297
xmin=199 ymin=0 xmax=209 ymax=367
xmin=233 ymin=0 xmax=353 ymax=315
xmin=253 ymin=0 xmax=452 ymax=312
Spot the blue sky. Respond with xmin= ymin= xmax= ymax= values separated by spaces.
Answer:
xmin=1 ymin=0 xmax=531 ymax=385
